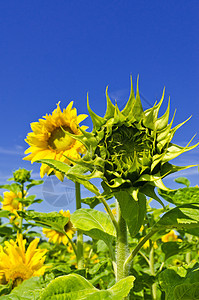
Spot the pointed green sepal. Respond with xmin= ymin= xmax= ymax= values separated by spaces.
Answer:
xmin=104 ymin=86 xmax=116 ymax=119
xmin=87 ymin=93 xmax=105 ymax=130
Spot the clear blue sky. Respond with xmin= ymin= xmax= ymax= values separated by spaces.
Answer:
xmin=0 ymin=1 xmax=198 ymax=212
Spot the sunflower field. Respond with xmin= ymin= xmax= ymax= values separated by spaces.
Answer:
xmin=0 ymin=77 xmax=199 ymax=299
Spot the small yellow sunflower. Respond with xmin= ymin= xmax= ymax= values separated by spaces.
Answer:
xmin=1 ymin=191 xmax=24 ymax=216
xmin=140 ymin=237 xmax=158 ymax=250
xmin=24 ymin=102 xmax=87 ymax=181
xmin=43 ymin=210 xmax=76 ymax=245
xmin=161 ymin=230 xmax=182 ymax=243
xmin=0 ymin=233 xmax=48 ymax=287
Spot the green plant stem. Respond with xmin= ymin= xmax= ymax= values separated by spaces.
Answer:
xmin=19 ymin=183 xmax=25 ymax=233
xmin=98 ymin=196 xmax=117 ymax=271
xmin=99 ymin=196 xmax=118 ymax=234
xmin=139 ymin=250 xmax=150 ymax=266
xmin=64 ymin=232 xmax=77 ymax=257
xmin=185 ymin=233 xmax=192 ymax=264
xmin=75 ymin=182 xmax=84 ymax=268
xmin=124 ymin=229 xmax=158 ymax=274
xmin=149 ymin=243 xmax=157 ymax=300
xmin=116 ymin=201 xmax=129 ymax=282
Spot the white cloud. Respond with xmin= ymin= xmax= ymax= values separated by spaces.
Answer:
xmin=0 ymin=145 xmax=24 ymax=155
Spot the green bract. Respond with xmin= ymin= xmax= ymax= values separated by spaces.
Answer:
xmin=66 ymin=77 xmax=198 ymax=202
xmin=13 ymin=168 xmax=31 ymax=184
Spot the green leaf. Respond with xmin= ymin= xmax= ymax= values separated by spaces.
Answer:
xmin=159 ymin=269 xmax=184 ymax=300
xmin=155 ymin=203 xmax=199 ymax=230
xmin=68 ymin=174 xmax=100 ymax=196
xmin=174 ymin=283 xmax=199 ymax=300
xmin=40 ymin=273 xmax=135 ymax=300
xmin=158 ymin=187 xmax=199 ymax=206
xmin=0 ymin=280 xmax=12 ymax=297
xmin=174 ymin=177 xmax=190 ymax=187
xmin=159 ymin=265 xmax=199 ymax=300
xmin=0 ymin=226 xmax=13 ymax=236
xmin=0 ymin=183 xmax=21 ymax=193
xmin=140 ymin=184 xmax=165 ymax=207
xmin=18 ymin=210 xmax=69 ymax=234
xmin=26 ymin=179 xmax=43 ymax=191
xmin=0 ymin=210 xmax=11 ymax=218
xmin=71 ymin=208 xmax=116 ymax=249
xmin=161 ymin=241 xmax=190 ymax=261
xmin=36 ymin=159 xmax=70 ymax=175
xmin=115 ymin=191 xmax=146 ymax=237
xmin=81 ymin=196 xmax=101 ymax=208
xmin=96 ymin=240 xmax=109 ymax=253
xmin=0 ymin=276 xmax=46 ymax=300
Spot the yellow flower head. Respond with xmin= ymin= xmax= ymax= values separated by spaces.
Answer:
xmin=2 ymin=191 xmax=23 ymax=216
xmin=43 ymin=210 xmax=76 ymax=245
xmin=161 ymin=230 xmax=181 ymax=242
xmin=0 ymin=233 xmax=48 ymax=287
xmin=24 ymin=102 xmax=87 ymax=181
xmin=140 ymin=237 xmax=158 ymax=250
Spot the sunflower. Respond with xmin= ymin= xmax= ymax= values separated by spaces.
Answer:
xmin=140 ymin=237 xmax=158 ymax=250
xmin=0 ymin=233 xmax=48 ymax=288
xmin=65 ymin=77 xmax=198 ymax=203
xmin=1 ymin=191 xmax=24 ymax=217
xmin=43 ymin=210 xmax=76 ymax=245
xmin=24 ymin=102 xmax=87 ymax=181
xmin=161 ymin=230 xmax=181 ymax=243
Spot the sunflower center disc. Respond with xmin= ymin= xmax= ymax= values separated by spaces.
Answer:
xmin=48 ymin=126 xmax=75 ymax=151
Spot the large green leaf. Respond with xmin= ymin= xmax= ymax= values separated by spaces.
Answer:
xmin=159 ymin=265 xmax=199 ymax=300
xmin=155 ymin=203 xmax=199 ymax=230
xmin=1 ymin=276 xmax=45 ymax=300
xmin=18 ymin=210 xmax=69 ymax=234
xmin=115 ymin=191 xmax=146 ymax=237
xmin=40 ymin=273 xmax=135 ymax=300
xmin=158 ymin=187 xmax=199 ymax=206
xmin=159 ymin=269 xmax=183 ymax=300
xmin=174 ymin=283 xmax=199 ymax=300
xmin=71 ymin=208 xmax=116 ymax=249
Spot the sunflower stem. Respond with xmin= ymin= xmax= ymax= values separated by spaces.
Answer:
xmin=149 ymin=242 xmax=157 ymax=300
xmin=116 ymin=200 xmax=129 ymax=281
xmin=19 ymin=183 xmax=25 ymax=233
xmin=64 ymin=232 xmax=77 ymax=257
xmin=75 ymin=182 xmax=84 ymax=268
xmin=124 ymin=229 xmax=158 ymax=274
xmin=99 ymin=196 xmax=118 ymax=234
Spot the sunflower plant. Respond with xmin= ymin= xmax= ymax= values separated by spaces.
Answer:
xmin=0 ymin=168 xmax=44 ymax=236
xmin=31 ymin=76 xmax=199 ymax=299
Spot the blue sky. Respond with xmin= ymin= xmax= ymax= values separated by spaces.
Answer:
xmin=0 ymin=1 xmax=198 ymax=212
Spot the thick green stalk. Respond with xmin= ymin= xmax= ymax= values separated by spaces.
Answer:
xmin=124 ymin=229 xmax=158 ymax=274
xmin=75 ymin=182 xmax=84 ymax=268
xmin=149 ymin=243 xmax=157 ymax=300
xmin=116 ymin=201 xmax=129 ymax=282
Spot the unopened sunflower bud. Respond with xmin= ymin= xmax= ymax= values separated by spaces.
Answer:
xmin=67 ymin=76 xmax=198 ymax=203
xmin=13 ymin=168 xmax=31 ymax=184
